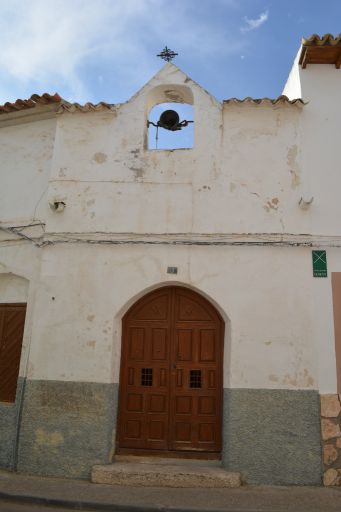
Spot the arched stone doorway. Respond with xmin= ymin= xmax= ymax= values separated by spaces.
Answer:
xmin=117 ymin=286 xmax=224 ymax=456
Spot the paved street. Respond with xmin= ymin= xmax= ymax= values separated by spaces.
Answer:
xmin=0 ymin=502 xmax=92 ymax=512
xmin=1 ymin=470 xmax=341 ymax=512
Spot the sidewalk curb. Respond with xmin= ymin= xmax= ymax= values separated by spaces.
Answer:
xmin=0 ymin=490 xmax=258 ymax=512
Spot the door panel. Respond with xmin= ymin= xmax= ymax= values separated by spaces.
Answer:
xmin=118 ymin=287 xmax=223 ymax=453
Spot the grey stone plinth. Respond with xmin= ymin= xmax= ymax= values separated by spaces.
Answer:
xmin=17 ymin=380 xmax=119 ymax=479
xmin=0 ymin=377 xmax=25 ymax=470
xmin=222 ymin=388 xmax=322 ymax=485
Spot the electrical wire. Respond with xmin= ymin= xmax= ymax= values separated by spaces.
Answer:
xmin=2 ymin=223 xmax=341 ymax=248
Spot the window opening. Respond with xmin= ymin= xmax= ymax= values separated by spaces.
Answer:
xmin=147 ymin=103 xmax=194 ymax=150
xmin=141 ymin=368 xmax=153 ymax=386
xmin=189 ymin=370 xmax=202 ymax=388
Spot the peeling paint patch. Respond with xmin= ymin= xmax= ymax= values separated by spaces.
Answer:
xmin=287 ymin=145 xmax=301 ymax=188
xmin=287 ymin=144 xmax=298 ymax=167
xmin=303 ymin=369 xmax=315 ymax=387
xmin=290 ymin=169 xmax=301 ymax=188
xmin=93 ymin=152 xmax=107 ymax=164
xmin=130 ymin=167 xmax=144 ymax=179
xmin=87 ymin=315 xmax=95 ymax=322
xmin=279 ymin=369 xmax=315 ymax=388
xmin=283 ymin=374 xmax=298 ymax=387
xmin=264 ymin=197 xmax=279 ymax=212
xmin=87 ymin=340 xmax=96 ymax=348
xmin=130 ymin=149 xmax=140 ymax=157
xmin=164 ymin=89 xmax=183 ymax=102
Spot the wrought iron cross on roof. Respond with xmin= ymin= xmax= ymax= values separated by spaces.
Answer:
xmin=157 ymin=46 xmax=178 ymax=62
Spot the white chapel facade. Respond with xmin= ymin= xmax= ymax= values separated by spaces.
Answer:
xmin=1 ymin=34 xmax=341 ymax=486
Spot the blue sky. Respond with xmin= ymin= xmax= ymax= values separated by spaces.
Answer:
xmin=0 ymin=0 xmax=340 ymax=105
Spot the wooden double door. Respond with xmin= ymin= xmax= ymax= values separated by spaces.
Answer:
xmin=118 ymin=287 xmax=223 ymax=454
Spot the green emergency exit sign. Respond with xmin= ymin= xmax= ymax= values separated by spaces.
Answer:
xmin=312 ymin=250 xmax=327 ymax=278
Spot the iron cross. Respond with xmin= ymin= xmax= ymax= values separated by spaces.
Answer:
xmin=157 ymin=46 xmax=178 ymax=62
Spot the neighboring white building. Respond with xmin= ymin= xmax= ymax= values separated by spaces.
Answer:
xmin=1 ymin=34 xmax=341 ymax=486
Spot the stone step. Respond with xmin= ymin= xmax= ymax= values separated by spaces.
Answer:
xmin=91 ymin=459 xmax=241 ymax=488
xmin=114 ymin=455 xmax=221 ymax=466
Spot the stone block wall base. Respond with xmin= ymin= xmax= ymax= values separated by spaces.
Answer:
xmin=0 ymin=378 xmax=25 ymax=470
xmin=321 ymin=394 xmax=341 ymax=486
xmin=1 ymin=383 xmax=324 ymax=485
xmin=222 ymin=389 xmax=322 ymax=485
xmin=16 ymin=380 xmax=119 ymax=479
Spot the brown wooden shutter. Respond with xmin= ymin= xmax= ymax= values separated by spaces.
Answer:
xmin=0 ymin=303 xmax=27 ymax=403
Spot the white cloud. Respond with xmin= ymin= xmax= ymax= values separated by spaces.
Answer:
xmin=0 ymin=0 xmax=247 ymax=103
xmin=0 ymin=0 xmax=157 ymax=101
xmin=241 ymin=10 xmax=269 ymax=33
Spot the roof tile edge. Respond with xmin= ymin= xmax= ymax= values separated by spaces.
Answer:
xmin=223 ymin=96 xmax=306 ymax=106
xmin=0 ymin=93 xmax=61 ymax=115
xmin=0 ymin=94 xmax=117 ymax=116
xmin=299 ymin=33 xmax=341 ymax=69
xmin=302 ymin=33 xmax=341 ymax=47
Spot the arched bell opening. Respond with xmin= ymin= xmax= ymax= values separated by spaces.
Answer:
xmin=147 ymin=102 xmax=194 ymax=150
xmin=145 ymin=84 xmax=194 ymax=151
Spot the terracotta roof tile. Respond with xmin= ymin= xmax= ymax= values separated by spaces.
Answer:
xmin=57 ymin=102 xmax=116 ymax=113
xmin=0 ymin=93 xmax=117 ymax=118
xmin=1 ymin=92 xmax=303 ymax=119
xmin=223 ymin=95 xmax=305 ymax=106
xmin=302 ymin=33 xmax=341 ymax=46
xmin=300 ymin=34 xmax=341 ymax=68
xmin=0 ymin=93 xmax=62 ymax=115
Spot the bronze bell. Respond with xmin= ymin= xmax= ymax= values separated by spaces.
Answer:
xmin=158 ymin=110 xmax=180 ymax=131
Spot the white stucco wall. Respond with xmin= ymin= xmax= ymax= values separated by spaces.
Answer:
xmin=0 ymin=273 xmax=29 ymax=303
xmin=282 ymin=49 xmax=302 ymax=99
xmin=283 ymin=56 xmax=341 ymax=393
xmin=0 ymin=117 xmax=56 ymax=223
xmin=1 ymin=59 xmax=340 ymax=394
xmin=24 ymin=244 xmax=317 ymax=391
xmin=297 ymin=65 xmax=341 ymax=235
xmin=45 ymin=66 xmax=306 ymax=236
